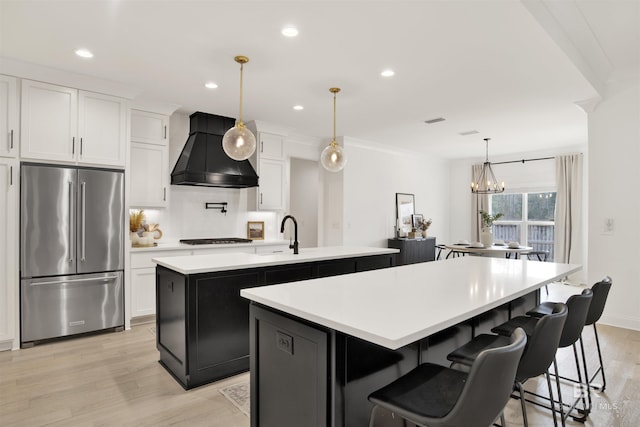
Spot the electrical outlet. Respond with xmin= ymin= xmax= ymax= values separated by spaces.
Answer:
xmin=276 ymin=331 xmax=293 ymax=355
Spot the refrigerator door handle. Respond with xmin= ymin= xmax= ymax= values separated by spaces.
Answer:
xmin=29 ymin=275 xmax=120 ymax=286
xmin=81 ymin=181 xmax=86 ymax=262
xmin=68 ymin=180 xmax=74 ymax=263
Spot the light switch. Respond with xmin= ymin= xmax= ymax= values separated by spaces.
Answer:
xmin=603 ymin=218 xmax=614 ymax=235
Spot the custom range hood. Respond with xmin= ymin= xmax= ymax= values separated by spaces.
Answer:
xmin=171 ymin=112 xmax=258 ymax=188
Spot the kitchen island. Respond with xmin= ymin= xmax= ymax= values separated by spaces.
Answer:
xmin=241 ymin=256 xmax=581 ymax=426
xmin=152 ymin=246 xmax=398 ymax=389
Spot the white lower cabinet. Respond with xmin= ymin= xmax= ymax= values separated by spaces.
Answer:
xmin=0 ymin=158 xmax=18 ymax=349
xmin=131 ymin=268 xmax=157 ymax=318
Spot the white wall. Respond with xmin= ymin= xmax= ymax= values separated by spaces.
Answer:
xmin=587 ymin=80 xmax=640 ymax=330
xmin=339 ymin=137 xmax=450 ymax=247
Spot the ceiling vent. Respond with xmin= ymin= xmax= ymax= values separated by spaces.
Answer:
xmin=459 ymin=130 xmax=480 ymax=136
xmin=424 ymin=117 xmax=446 ymax=124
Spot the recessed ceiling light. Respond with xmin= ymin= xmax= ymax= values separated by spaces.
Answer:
xmin=293 ymin=105 xmax=304 ymax=111
xmin=281 ymin=26 xmax=299 ymax=37
xmin=424 ymin=117 xmax=446 ymax=124
xmin=381 ymin=69 xmax=395 ymax=77
xmin=205 ymin=82 xmax=218 ymax=89
xmin=75 ymin=48 xmax=93 ymax=58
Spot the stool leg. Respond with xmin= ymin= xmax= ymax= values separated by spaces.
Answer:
xmin=552 ymin=359 xmax=566 ymax=426
xmin=571 ymin=343 xmax=589 ymax=419
xmin=545 ymin=370 xmax=559 ymax=427
xmin=515 ymin=381 xmax=529 ymax=427
xmin=592 ymin=323 xmax=607 ymax=391
xmin=578 ymin=337 xmax=592 ymax=414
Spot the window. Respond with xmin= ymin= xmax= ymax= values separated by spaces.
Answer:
xmin=489 ymin=192 xmax=556 ymax=260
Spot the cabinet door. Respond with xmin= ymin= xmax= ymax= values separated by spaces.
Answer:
xmin=78 ymin=91 xmax=127 ymax=166
xmin=258 ymin=132 xmax=284 ymax=160
xmin=130 ymin=142 xmax=169 ymax=207
xmin=0 ymin=158 xmax=17 ymax=345
xmin=131 ymin=267 xmax=156 ymax=318
xmin=0 ymin=75 xmax=18 ymax=158
xmin=157 ymin=268 xmax=186 ymax=374
xmin=192 ymin=271 xmax=261 ymax=371
xmin=131 ymin=110 xmax=168 ymax=145
xmin=21 ymin=80 xmax=77 ymax=162
xmin=259 ymin=158 xmax=285 ymax=210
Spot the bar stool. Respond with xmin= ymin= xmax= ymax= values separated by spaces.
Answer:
xmin=368 ymin=328 xmax=526 ymax=427
xmin=526 ymin=276 xmax=611 ymax=414
xmin=525 ymin=277 xmax=611 ymax=391
xmin=581 ymin=276 xmax=612 ymax=391
xmin=495 ymin=289 xmax=593 ymax=424
xmin=447 ymin=303 xmax=567 ymax=427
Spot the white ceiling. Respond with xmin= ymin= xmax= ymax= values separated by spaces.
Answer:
xmin=1 ymin=0 xmax=637 ymax=159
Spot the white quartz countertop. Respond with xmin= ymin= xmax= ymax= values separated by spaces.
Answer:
xmin=132 ymin=239 xmax=290 ymax=252
xmin=152 ymin=246 xmax=399 ymax=274
xmin=241 ymin=257 xmax=581 ymax=350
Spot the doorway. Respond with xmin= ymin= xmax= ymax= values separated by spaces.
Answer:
xmin=290 ymin=158 xmax=319 ymax=248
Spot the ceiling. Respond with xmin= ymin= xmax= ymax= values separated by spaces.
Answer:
xmin=1 ymin=1 xmax=637 ymax=159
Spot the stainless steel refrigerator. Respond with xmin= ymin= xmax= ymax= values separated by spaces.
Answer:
xmin=20 ymin=163 xmax=124 ymax=346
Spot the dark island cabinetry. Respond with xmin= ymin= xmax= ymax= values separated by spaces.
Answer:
xmin=388 ymin=237 xmax=436 ymax=265
xmin=156 ymin=252 xmax=396 ymax=389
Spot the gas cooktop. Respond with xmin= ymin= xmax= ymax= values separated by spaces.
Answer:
xmin=180 ymin=237 xmax=253 ymax=245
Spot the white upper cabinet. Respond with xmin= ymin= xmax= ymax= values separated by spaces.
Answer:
xmin=77 ymin=91 xmax=127 ymax=166
xmin=21 ymin=79 xmax=127 ymax=167
xmin=258 ymin=158 xmax=286 ymax=210
xmin=247 ymin=128 xmax=287 ymax=211
xmin=259 ymin=132 xmax=284 ymax=160
xmin=129 ymin=110 xmax=170 ymax=208
xmin=21 ymin=80 xmax=77 ymax=163
xmin=130 ymin=110 xmax=168 ymax=146
xmin=0 ymin=75 xmax=19 ymax=158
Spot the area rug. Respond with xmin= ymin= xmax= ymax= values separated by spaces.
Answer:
xmin=220 ymin=381 xmax=250 ymax=417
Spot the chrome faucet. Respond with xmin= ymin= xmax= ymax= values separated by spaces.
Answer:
xmin=280 ymin=215 xmax=299 ymax=254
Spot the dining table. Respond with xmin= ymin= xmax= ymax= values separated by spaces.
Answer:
xmin=444 ymin=243 xmax=533 ymax=259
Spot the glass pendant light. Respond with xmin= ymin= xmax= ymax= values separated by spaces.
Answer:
xmin=471 ymin=138 xmax=505 ymax=194
xmin=222 ymin=55 xmax=257 ymax=161
xmin=320 ymin=87 xmax=347 ymax=172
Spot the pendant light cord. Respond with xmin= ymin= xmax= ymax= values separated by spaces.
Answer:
xmin=238 ymin=62 xmax=244 ymax=124
xmin=333 ymin=90 xmax=337 ymax=144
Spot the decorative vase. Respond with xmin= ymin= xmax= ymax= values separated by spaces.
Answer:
xmin=422 ymin=230 xmax=428 ymax=238
xmin=480 ymin=228 xmax=493 ymax=247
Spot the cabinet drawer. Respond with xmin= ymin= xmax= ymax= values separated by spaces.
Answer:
xmin=131 ymin=250 xmax=187 ymax=268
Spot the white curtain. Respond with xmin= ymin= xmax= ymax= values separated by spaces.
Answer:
xmin=471 ymin=164 xmax=489 ymax=242
xmin=554 ymin=154 xmax=583 ymax=264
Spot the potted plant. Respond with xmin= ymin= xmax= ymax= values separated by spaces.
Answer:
xmin=418 ymin=218 xmax=433 ymax=238
xmin=479 ymin=210 xmax=503 ymax=246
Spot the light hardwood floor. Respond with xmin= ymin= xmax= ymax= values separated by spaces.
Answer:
xmin=0 ymin=282 xmax=638 ymax=426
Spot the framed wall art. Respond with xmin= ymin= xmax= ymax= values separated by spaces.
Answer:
xmin=396 ymin=193 xmax=415 ymax=234
xmin=247 ymin=221 xmax=265 ymax=240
